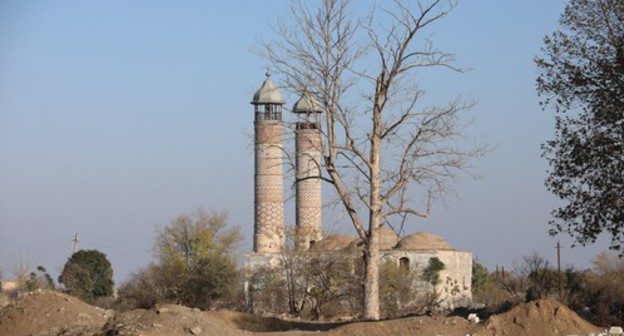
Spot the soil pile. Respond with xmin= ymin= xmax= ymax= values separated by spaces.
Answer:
xmin=477 ymin=298 xmax=602 ymax=336
xmin=0 ymin=290 xmax=113 ymax=336
xmin=0 ymin=293 xmax=604 ymax=336
xmin=101 ymin=304 xmax=245 ymax=336
xmin=325 ymin=315 xmax=479 ymax=336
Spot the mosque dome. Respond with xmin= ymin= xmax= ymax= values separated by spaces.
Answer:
xmin=308 ymin=235 xmax=358 ymax=252
xmin=394 ymin=232 xmax=453 ymax=250
xmin=346 ymin=226 xmax=400 ymax=251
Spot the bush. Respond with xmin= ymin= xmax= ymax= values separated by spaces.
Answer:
xmin=182 ymin=253 xmax=240 ymax=309
xmin=423 ymin=257 xmax=445 ymax=286
xmin=115 ymin=267 xmax=161 ymax=311
xmin=304 ymin=253 xmax=362 ymax=319
xmin=248 ymin=252 xmax=363 ymax=320
xmin=26 ymin=266 xmax=55 ymax=292
xmin=379 ymin=260 xmax=421 ymax=318
xmin=59 ymin=250 xmax=114 ymax=301
xmin=115 ymin=208 xmax=242 ymax=310
xmin=471 ymin=260 xmax=489 ymax=294
xmin=574 ymin=252 xmax=624 ymax=326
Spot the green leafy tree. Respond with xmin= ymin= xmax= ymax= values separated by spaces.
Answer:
xmin=535 ymin=0 xmax=624 ymax=251
xmin=153 ymin=209 xmax=242 ymax=308
xmin=59 ymin=249 xmax=114 ymax=300
xmin=116 ymin=208 xmax=242 ymax=310
xmin=471 ymin=260 xmax=490 ymax=294
xmin=183 ymin=253 xmax=239 ymax=308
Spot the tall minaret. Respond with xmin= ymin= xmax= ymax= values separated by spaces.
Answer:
xmin=292 ymin=92 xmax=323 ymax=250
xmin=251 ymin=71 xmax=285 ymax=253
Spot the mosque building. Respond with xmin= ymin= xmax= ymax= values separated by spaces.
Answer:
xmin=245 ymin=72 xmax=472 ymax=310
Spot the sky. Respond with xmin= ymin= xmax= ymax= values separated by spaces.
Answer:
xmin=0 ymin=0 xmax=611 ymax=284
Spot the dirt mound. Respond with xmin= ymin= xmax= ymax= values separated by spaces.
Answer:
xmin=101 ymin=304 xmax=246 ymax=336
xmin=327 ymin=315 xmax=480 ymax=336
xmin=0 ymin=290 xmax=113 ymax=336
xmin=103 ymin=308 xmax=343 ymax=335
xmin=478 ymin=298 xmax=601 ymax=336
xmin=0 ymin=292 xmax=604 ymax=336
xmin=213 ymin=310 xmax=352 ymax=333
xmin=211 ymin=310 xmax=297 ymax=332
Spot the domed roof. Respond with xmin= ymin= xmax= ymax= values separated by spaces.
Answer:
xmin=308 ymin=235 xmax=358 ymax=252
xmin=251 ymin=71 xmax=284 ymax=105
xmin=292 ymin=92 xmax=323 ymax=114
xmin=347 ymin=226 xmax=400 ymax=251
xmin=379 ymin=226 xmax=401 ymax=250
xmin=395 ymin=232 xmax=453 ymax=250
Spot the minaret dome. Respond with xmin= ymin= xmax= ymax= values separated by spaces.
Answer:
xmin=251 ymin=71 xmax=284 ymax=122
xmin=292 ymin=92 xmax=322 ymax=114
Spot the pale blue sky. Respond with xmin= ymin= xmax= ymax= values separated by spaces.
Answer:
xmin=0 ymin=0 xmax=608 ymax=283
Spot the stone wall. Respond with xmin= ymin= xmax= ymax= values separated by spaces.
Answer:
xmin=382 ymin=249 xmax=472 ymax=309
xmin=245 ymin=248 xmax=473 ymax=312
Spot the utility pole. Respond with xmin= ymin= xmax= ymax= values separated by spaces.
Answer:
xmin=72 ymin=233 xmax=80 ymax=254
xmin=557 ymin=240 xmax=562 ymax=301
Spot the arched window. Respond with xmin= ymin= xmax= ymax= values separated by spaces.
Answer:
xmin=399 ymin=257 xmax=410 ymax=272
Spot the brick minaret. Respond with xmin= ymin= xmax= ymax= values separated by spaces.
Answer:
xmin=292 ymin=93 xmax=323 ymax=250
xmin=251 ymin=72 xmax=285 ymax=253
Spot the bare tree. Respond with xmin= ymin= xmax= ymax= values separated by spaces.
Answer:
xmin=261 ymin=0 xmax=486 ymax=319
xmin=11 ymin=253 xmax=32 ymax=290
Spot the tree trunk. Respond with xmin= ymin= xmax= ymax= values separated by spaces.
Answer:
xmin=364 ymin=86 xmax=383 ymax=320
xmin=363 ymin=218 xmax=380 ymax=320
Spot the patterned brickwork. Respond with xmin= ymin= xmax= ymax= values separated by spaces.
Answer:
xmin=254 ymin=121 xmax=285 ymax=253
xmin=295 ymin=125 xmax=323 ymax=250
xmin=255 ymin=175 xmax=284 ymax=203
xmin=255 ymin=122 xmax=282 ymax=144
xmin=296 ymin=207 xmax=322 ymax=231
xmin=254 ymin=202 xmax=284 ymax=253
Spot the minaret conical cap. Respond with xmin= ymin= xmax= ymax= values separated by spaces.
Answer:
xmin=292 ymin=92 xmax=323 ymax=114
xmin=251 ymin=70 xmax=284 ymax=105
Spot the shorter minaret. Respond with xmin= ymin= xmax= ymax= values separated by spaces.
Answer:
xmin=251 ymin=72 xmax=285 ymax=253
xmin=292 ymin=92 xmax=323 ymax=250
